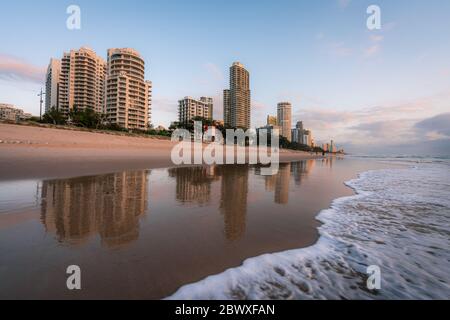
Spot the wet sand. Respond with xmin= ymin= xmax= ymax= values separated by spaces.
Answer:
xmin=0 ymin=123 xmax=395 ymax=300
xmin=0 ymin=157 xmax=394 ymax=300
xmin=0 ymin=123 xmax=320 ymax=181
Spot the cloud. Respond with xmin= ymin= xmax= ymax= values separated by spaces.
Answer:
xmin=337 ymin=0 xmax=351 ymax=9
xmin=326 ymin=32 xmax=387 ymax=60
xmin=151 ymin=97 xmax=178 ymax=127
xmin=350 ymin=119 xmax=417 ymax=143
xmin=251 ymin=100 xmax=269 ymax=128
xmin=440 ymin=68 xmax=450 ymax=77
xmin=0 ymin=54 xmax=45 ymax=84
xmin=316 ymin=32 xmax=325 ymax=41
xmin=329 ymin=42 xmax=352 ymax=57
xmin=204 ymin=62 xmax=224 ymax=81
xmin=370 ymin=35 xmax=384 ymax=42
xmin=343 ymin=139 xmax=450 ymax=155
xmin=364 ymin=34 xmax=384 ymax=58
xmin=415 ymin=113 xmax=450 ymax=139
xmin=383 ymin=21 xmax=397 ymax=32
xmin=293 ymin=90 xmax=450 ymax=150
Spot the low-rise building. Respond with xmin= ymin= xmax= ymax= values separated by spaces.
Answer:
xmin=178 ymin=96 xmax=213 ymax=124
xmin=0 ymin=104 xmax=32 ymax=122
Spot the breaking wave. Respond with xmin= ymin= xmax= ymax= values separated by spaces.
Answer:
xmin=168 ymin=160 xmax=450 ymax=300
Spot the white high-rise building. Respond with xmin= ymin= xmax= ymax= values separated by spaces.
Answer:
xmin=224 ymin=62 xmax=251 ymax=129
xmin=106 ymin=48 xmax=152 ymax=130
xmin=59 ymin=47 xmax=106 ymax=114
xmin=277 ymin=102 xmax=292 ymax=142
xmin=45 ymin=58 xmax=61 ymax=112
xmin=304 ymin=130 xmax=312 ymax=147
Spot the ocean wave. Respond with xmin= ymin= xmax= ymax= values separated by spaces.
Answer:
xmin=168 ymin=163 xmax=450 ymax=300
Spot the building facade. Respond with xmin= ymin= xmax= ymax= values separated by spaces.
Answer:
xmin=291 ymin=121 xmax=313 ymax=147
xmin=0 ymin=104 xmax=32 ymax=122
xmin=291 ymin=121 xmax=304 ymax=144
xmin=106 ymin=48 xmax=152 ymax=130
xmin=267 ymin=115 xmax=277 ymax=126
xmin=224 ymin=62 xmax=251 ymax=129
xmin=223 ymin=89 xmax=230 ymax=126
xmin=330 ymin=140 xmax=335 ymax=153
xmin=277 ymin=102 xmax=292 ymax=142
xmin=304 ymin=130 xmax=312 ymax=147
xmin=45 ymin=58 xmax=61 ymax=112
xmin=178 ymin=96 xmax=213 ymax=124
xmin=59 ymin=47 xmax=106 ymax=114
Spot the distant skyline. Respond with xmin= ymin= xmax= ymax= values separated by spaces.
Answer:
xmin=1 ymin=0 xmax=449 ymax=154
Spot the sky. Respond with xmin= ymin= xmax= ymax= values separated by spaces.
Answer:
xmin=1 ymin=0 xmax=449 ymax=154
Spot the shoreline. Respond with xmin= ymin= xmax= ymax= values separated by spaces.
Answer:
xmin=0 ymin=157 xmax=394 ymax=299
xmin=0 ymin=123 xmax=322 ymax=181
xmin=0 ymin=123 xmax=397 ymax=300
xmin=170 ymin=160 xmax=450 ymax=300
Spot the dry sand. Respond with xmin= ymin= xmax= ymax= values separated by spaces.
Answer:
xmin=0 ymin=123 xmax=321 ymax=181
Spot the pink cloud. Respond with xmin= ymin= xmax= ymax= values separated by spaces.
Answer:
xmin=337 ymin=0 xmax=351 ymax=9
xmin=0 ymin=54 xmax=45 ymax=84
xmin=364 ymin=35 xmax=384 ymax=58
xmin=293 ymin=90 xmax=450 ymax=146
xmin=203 ymin=62 xmax=224 ymax=81
xmin=329 ymin=42 xmax=352 ymax=57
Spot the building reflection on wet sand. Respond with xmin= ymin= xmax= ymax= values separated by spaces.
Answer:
xmin=168 ymin=166 xmax=219 ymax=205
xmin=168 ymin=165 xmax=249 ymax=241
xmin=260 ymin=160 xmax=315 ymax=205
xmin=218 ymin=165 xmax=249 ymax=241
xmin=40 ymin=161 xmax=316 ymax=247
xmin=40 ymin=171 xmax=149 ymax=248
xmin=168 ymin=161 xmax=314 ymax=241
xmin=320 ymin=155 xmax=345 ymax=168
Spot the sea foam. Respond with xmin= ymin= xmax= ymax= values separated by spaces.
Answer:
xmin=168 ymin=161 xmax=450 ymax=300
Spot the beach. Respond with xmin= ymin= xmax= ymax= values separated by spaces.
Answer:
xmin=0 ymin=123 xmax=320 ymax=181
xmin=2 ymin=123 xmax=447 ymax=300
xmin=0 ymin=122 xmax=399 ymax=299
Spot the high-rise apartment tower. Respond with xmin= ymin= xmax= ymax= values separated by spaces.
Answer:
xmin=45 ymin=58 xmax=61 ymax=112
xmin=277 ymin=102 xmax=292 ymax=141
xmin=59 ymin=47 xmax=106 ymax=114
xmin=106 ymin=48 xmax=152 ymax=130
xmin=224 ymin=62 xmax=251 ymax=129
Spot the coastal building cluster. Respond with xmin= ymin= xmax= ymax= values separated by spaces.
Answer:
xmin=259 ymin=105 xmax=314 ymax=147
xmin=0 ymin=103 xmax=32 ymax=122
xmin=176 ymin=61 xmax=252 ymax=130
xmin=45 ymin=47 xmax=152 ymax=130
xmin=35 ymin=48 xmax=341 ymax=150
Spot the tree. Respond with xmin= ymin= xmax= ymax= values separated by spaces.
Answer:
xmin=279 ymin=136 xmax=316 ymax=152
xmin=69 ymin=107 xmax=103 ymax=129
xmin=42 ymin=107 xmax=66 ymax=125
